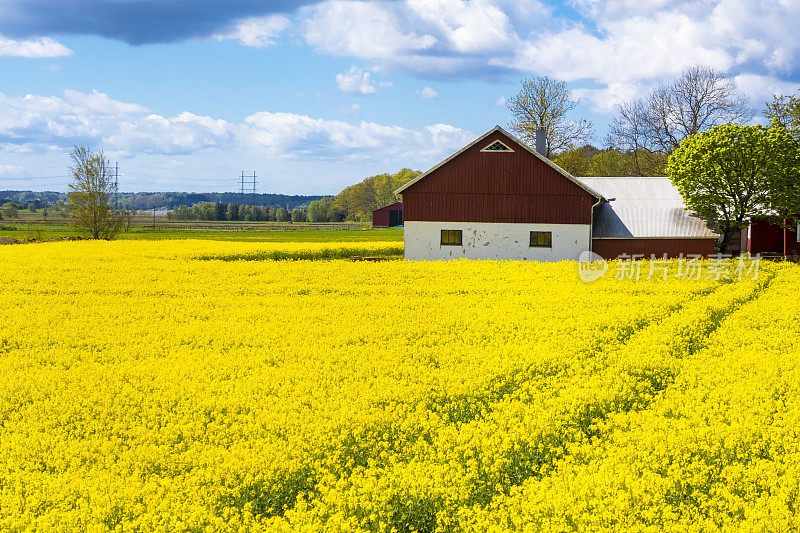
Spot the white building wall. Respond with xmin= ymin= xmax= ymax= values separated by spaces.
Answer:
xmin=404 ymin=221 xmax=591 ymax=261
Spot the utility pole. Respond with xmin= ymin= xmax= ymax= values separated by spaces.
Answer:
xmin=113 ymin=162 xmax=119 ymax=209
xmin=239 ymin=171 xmax=257 ymax=204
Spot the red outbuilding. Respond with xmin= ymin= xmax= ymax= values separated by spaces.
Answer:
xmin=372 ymin=202 xmax=403 ymax=227
xmin=730 ymin=218 xmax=800 ymax=256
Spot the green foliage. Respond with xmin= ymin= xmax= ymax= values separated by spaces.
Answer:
xmin=66 ymin=146 xmax=125 ymax=240
xmin=275 ymin=207 xmax=290 ymax=223
xmin=290 ymin=207 xmax=307 ymax=223
xmin=765 ymin=119 xmax=800 ymax=226
xmin=1 ymin=203 xmax=19 ymax=220
xmin=765 ymin=91 xmax=800 ymax=137
xmin=227 ymin=203 xmax=239 ymax=222
xmin=306 ymin=197 xmax=335 ymax=223
xmin=168 ymin=202 xmax=277 ymax=222
xmin=333 ymin=168 xmax=419 ymax=222
xmin=552 ymin=146 xmax=666 ymax=177
xmin=552 ymin=145 xmax=596 ymax=176
xmin=666 ymin=123 xmax=774 ymax=252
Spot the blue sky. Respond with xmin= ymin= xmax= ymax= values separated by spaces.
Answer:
xmin=0 ymin=0 xmax=798 ymax=195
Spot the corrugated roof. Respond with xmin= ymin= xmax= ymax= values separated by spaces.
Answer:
xmin=577 ymin=176 xmax=717 ymax=239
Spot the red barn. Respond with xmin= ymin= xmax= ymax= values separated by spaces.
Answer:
xmin=372 ymin=202 xmax=403 ymax=227
xmin=396 ymin=125 xmax=717 ymax=261
xmin=730 ymin=218 xmax=800 ymax=256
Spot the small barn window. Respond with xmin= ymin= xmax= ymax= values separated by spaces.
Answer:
xmin=441 ymin=230 xmax=462 ymax=246
xmin=530 ymin=231 xmax=552 ymax=248
xmin=480 ymin=140 xmax=513 ymax=152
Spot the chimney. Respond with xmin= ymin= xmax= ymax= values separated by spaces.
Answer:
xmin=535 ymin=128 xmax=547 ymax=157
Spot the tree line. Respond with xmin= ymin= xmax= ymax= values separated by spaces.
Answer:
xmin=508 ymin=68 xmax=799 ymax=253
xmin=166 ymin=169 xmax=420 ymax=223
xmin=508 ymin=66 xmax=758 ymax=177
xmin=168 ymin=202 xmax=298 ymax=222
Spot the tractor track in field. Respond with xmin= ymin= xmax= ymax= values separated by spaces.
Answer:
xmin=232 ymin=272 xmax=776 ymax=532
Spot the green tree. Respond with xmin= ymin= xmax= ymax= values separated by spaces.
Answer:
xmin=307 ymin=197 xmax=335 ymax=222
xmin=765 ymin=91 xmax=800 ymax=138
xmin=66 ymin=146 xmax=125 ymax=240
xmin=506 ymin=75 xmax=593 ymax=158
xmin=2 ymin=203 xmax=18 ymax=220
xmin=332 ymin=169 xmax=420 ymax=221
xmin=588 ymin=149 xmax=653 ymax=177
xmin=765 ymin=119 xmax=800 ymax=227
xmin=275 ymin=207 xmax=290 ymax=222
xmin=666 ymin=123 xmax=772 ymax=252
xmin=227 ymin=203 xmax=239 ymax=221
xmin=290 ymin=207 xmax=307 ymax=223
xmin=552 ymin=145 xmax=597 ymax=176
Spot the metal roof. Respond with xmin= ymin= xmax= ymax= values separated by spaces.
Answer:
xmin=577 ymin=176 xmax=717 ymax=239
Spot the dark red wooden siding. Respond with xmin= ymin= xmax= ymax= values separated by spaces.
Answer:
xmin=592 ymin=238 xmax=716 ymax=259
xmin=748 ymin=218 xmax=800 ymax=255
xmin=372 ymin=202 xmax=403 ymax=227
xmin=402 ymin=131 xmax=596 ymax=224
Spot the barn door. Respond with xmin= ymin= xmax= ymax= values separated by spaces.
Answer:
xmin=389 ymin=209 xmax=402 ymax=226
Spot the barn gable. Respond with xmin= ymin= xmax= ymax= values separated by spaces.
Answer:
xmin=397 ymin=126 xmax=602 ymax=225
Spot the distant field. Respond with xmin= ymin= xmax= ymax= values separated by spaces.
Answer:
xmin=0 ymin=219 xmax=404 ymax=243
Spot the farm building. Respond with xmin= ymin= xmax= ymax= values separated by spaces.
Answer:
xmin=730 ymin=218 xmax=800 ymax=256
xmin=372 ymin=202 xmax=403 ymax=227
xmin=395 ymin=125 xmax=717 ymax=261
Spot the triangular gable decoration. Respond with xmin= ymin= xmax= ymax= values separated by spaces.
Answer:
xmin=481 ymin=140 xmax=514 ymax=152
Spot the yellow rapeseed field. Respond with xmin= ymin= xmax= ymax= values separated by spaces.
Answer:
xmin=0 ymin=240 xmax=797 ymax=531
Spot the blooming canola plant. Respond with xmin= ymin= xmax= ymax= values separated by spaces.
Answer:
xmin=0 ymin=240 xmax=797 ymax=531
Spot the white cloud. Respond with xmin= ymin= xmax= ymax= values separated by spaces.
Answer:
xmin=0 ymin=89 xmax=473 ymax=166
xmin=0 ymin=164 xmax=23 ymax=174
xmin=335 ymin=66 xmax=378 ymax=95
xmin=733 ymin=73 xmax=800 ymax=122
xmin=215 ymin=15 xmax=290 ymax=47
xmin=417 ymin=87 xmax=438 ymax=99
xmin=406 ymin=0 xmax=517 ymax=53
xmin=303 ymin=1 xmax=437 ymax=61
xmin=242 ymin=112 xmax=472 ymax=161
xmin=299 ymin=0 xmax=800 ymax=113
xmin=495 ymin=95 xmax=506 ymax=106
xmin=0 ymin=35 xmax=72 ymax=58
xmin=341 ymin=103 xmax=360 ymax=115
xmin=572 ymin=82 xmax=647 ymax=113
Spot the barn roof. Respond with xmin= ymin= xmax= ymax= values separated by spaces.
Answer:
xmin=578 ymin=176 xmax=717 ymax=239
xmin=394 ymin=125 xmax=604 ymax=199
xmin=372 ymin=201 xmax=402 ymax=213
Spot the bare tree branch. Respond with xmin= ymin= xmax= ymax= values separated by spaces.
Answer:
xmin=608 ymin=66 xmax=753 ymax=175
xmin=506 ymin=75 xmax=594 ymax=157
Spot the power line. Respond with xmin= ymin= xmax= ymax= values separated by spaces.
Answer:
xmin=240 ymin=171 xmax=257 ymax=204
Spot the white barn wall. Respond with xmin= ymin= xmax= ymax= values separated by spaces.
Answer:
xmin=404 ymin=221 xmax=590 ymax=261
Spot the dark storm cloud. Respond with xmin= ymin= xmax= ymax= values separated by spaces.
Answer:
xmin=0 ymin=1 xmax=317 ymax=45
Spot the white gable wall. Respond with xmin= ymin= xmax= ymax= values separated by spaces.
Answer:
xmin=404 ymin=221 xmax=590 ymax=261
